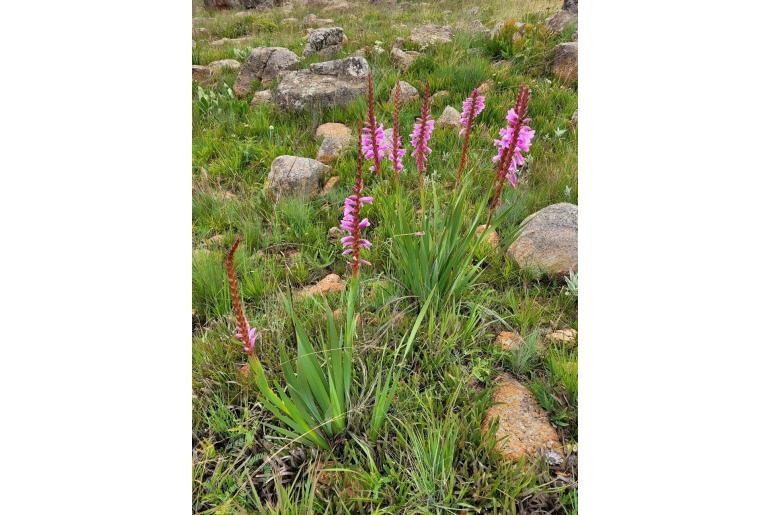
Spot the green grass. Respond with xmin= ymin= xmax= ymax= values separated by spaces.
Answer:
xmin=192 ymin=0 xmax=576 ymax=512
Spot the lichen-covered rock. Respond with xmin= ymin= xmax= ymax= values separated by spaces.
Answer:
xmin=563 ymin=0 xmax=578 ymax=14
xmin=208 ymin=59 xmax=241 ymax=75
xmin=391 ymin=80 xmax=418 ymax=103
xmin=507 ymin=203 xmax=578 ymax=278
xmin=233 ymin=47 xmax=300 ymax=98
xmin=303 ymin=27 xmax=345 ymax=57
xmin=266 ymin=156 xmax=329 ymax=198
xmin=437 ymin=105 xmax=461 ymax=128
xmin=409 ymin=24 xmax=453 ymax=48
xmin=552 ymin=42 xmax=578 ymax=82
xmin=482 ymin=374 xmax=564 ymax=462
xmin=274 ymin=57 xmax=369 ymax=112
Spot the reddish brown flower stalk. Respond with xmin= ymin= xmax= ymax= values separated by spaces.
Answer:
xmin=340 ymin=124 xmax=373 ymax=277
xmin=365 ymin=73 xmax=383 ymax=176
xmin=455 ymin=87 xmax=485 ymax=187
xmin=414 ymin=81 xmax=431 ymax=185
xmin=225 ymin=236 xmax=254 ymax=355
xmin=488 ymin=85 xmax=531 ymax=223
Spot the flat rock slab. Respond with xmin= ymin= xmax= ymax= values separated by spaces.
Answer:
xmin=275 ymin=56 xmax=369 ymax=112
xmin=507 ymin=203 xmax=578 ymax=278
xmin=410 ymin=24 xmax=453 ymax=48
xmin=298 ymin=273 xmax=345 ymax=297
xmin=482 ymin=374 xmax=564 ymax=462
xmin=267 ymin=155 xmax=329 ymax=199
xmin=234 ymin=47 xmax=300 ymax=98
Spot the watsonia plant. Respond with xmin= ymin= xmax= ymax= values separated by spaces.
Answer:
xmin=382 ymin=182 xmax=497 ymax=313
xmin=225 ymin=237 xmax=358 ymax=450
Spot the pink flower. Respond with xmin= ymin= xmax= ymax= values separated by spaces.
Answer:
xmin=362 ymin=123 xmax=385 ymax=173
xmin=384 ymin=128 xmax=406 ymax=174
xmin=493 ymin=108 xmax=535 ymax=187
xmin=235 ymin=323 xmax=257 ymax=353
xmin=340 ymin=130 xmax=373 ymax=275
xmin=410 ymin=117 xmax=434 ymax=172
xmin=460 ymin=89 xmax=485 ymax=128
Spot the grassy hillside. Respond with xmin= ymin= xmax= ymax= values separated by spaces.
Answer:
xmin=192 ymin=0 xmax=577 ymax=512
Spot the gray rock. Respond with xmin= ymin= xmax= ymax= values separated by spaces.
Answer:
xmin=393 ymin=36 xmax=405 ymax=50
xmin=563 ymin=0 xmax=578 ymax=14
xmin=207 ymin=59 xmax=241 ymax=74
xmin=391 ymin=80 xmax=418 ymax=103
xmin=571 ymin=109 xmax=578 ymax=126
xmin=266 ymin=156 xmax=329 ymax=198
xmin=233 ymin=47 xmax=300 ymax=98
xmin=192 ymin=65 xmax=212 ymax=82
xmin=465 ymin=19 xmax=490 ymax=36
xmin=507 ymin=203 xmax=578 ymax=278
xmin=545 ymin=10 xmax=577 ymax=33
xmin=390 ymin=46 xmax=421 ymax=71
xmin=303 ymin=27 xmax=345 ymax=56
xmin=409 ymin=24 xmax=453 ymax=48
xmin=250 ymin=89 xmax=273 ymax=107
xmin=552 ymin=42 xmax=578 ymax=82
xmin=274 ymin=57 xmax=369 ymax=112
xmin=437 ymin=105 xmax=461 ymax=128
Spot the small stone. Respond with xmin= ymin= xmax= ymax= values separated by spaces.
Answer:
xmin=552 ymin=42 xmax=578 ymax=82
xmin=192 ymin=65 xmax=212 ymax=82
xmin=475 ymin=224 xmax=499 ymax=249
xmin=477 ymin=79 xmax=493 ymax=94
xmin=545 ymin=449 xmax=564 ymax=467
xmin=304 ymin=27 xmax=346 ymax=57
xmin=495 ymin=330 xmax=524 ymax=351
xmin=393 ymin=36 xmax=405 ymax=50
xmin=321 ymin=176 xmax=340 ymax=194
xmin=570 ymin=109 xmax=578 ymax=126
xmin=210 ymin=35 xmax=255 ymax=47
xmin=507 ymin=203 xmax=578 ymax=278
xmin=372 ymin=45 xmax=385 ymax=55
xmin=303 ymin=14 xmax=336 ymax=27
xmin=250 ymin=90 xmax=273 ymax=107
xmin=328 ymin=226 xmax=345 ymax=242
xmin=208 ymin=59 xmax=241 ymax=74
xmin=266 ymin=155 xmax=329 ymax=199
xmin=430 ymin=90 xmax=449 ymax=104
xmin=390 ymin=47 xmax=421 ymax=71
xmin=298 ymin=273 xmax=346 ymax=297
xmin=437 ymin=105 xmax=461 ymax=128
xmin=391 ymin=80 xmax=418 ymax=103
xmin=192 ymin=27 xmax=210 ymax=39
xmin=482 ymin=374 xmax=564 ymax=463
xmin=315 ymin=122 xmax=352 ymax=141
xmin=546 ymin=328 xmax=577 ymax=344
xmin=410 ymin=24 xmax=453 ymax=48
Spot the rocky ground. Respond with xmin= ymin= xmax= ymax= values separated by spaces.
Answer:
xmin=192 ymin=0 xmax=578 ymax=512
